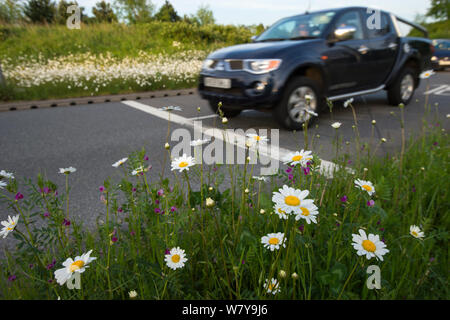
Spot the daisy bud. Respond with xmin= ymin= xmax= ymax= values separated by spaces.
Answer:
xmin=260 ymin=209 xmax=265 ymax=214
xmin=246 ymin=156 xmax=251 ymax=162
xmin=222 ymin=117 xmax=228 ymax=124
xmin=129 ymin=290 xmax=138 ymax=298
xmin=345 ymin=141 xmax=350 ymax=145
xmin=421 ymin=167 xmax=425 ymax=171
xmin=244 ymin=188 xmax=249 ymax=194
xmin=363 ymin=168 xmax=368 ymax=172
xmin=245 ymin=141 xmax=252 ymax=148
xmin=372 ymin=120 xmax=376 ymax=125
xmin=191 ymin=208 xmax=195 ymax=212
xmin=399 ymin=103 xmax=405 ymax=108
xmin=381 ymin=138 xmax=387 ymax=143
xmin=279 ymin=270 xmax=287 ymax=278
xmin=164 ymin=143 xmax=170 ymax=150
xmin=206 ymin=197 xmax=215 ymax=208
xmin=197 ymin=107 xmax=201 ymax=112
xmin=208 ymin=186 xmax=213 ymax=191
xmin=316 ymin=134 xmax=320 ymax=138
xmin=291 ymin=272 xmax=299 ymax=280
xmin=446 ymin=114 xmax=450 ymax=118
xmin=333 ymin=213 xmax=338 ymax=217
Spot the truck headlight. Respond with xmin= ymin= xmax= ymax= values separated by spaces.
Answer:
xmin=431 ymin=56 xmax=438 ymax=61
xmin=202 ymin=59 xmax=215 ymax=70
xmin=245 ymin=59 xmax=282 ymax=74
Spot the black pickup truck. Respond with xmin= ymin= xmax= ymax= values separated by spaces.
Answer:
xmin=198 ymin=6 xmax=433 ymax=129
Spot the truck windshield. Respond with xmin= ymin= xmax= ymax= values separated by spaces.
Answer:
xmin=256 ymin=11 xmax=337 ymax=42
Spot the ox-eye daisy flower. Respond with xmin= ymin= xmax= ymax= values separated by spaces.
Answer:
xmin=283 ymin=150 xmax=313 ymax=166
xmin=0 ymin=215 xmax=19 ymax=238
xmin=171 ymin=154 xmax=195 ymax=172
xmin=352 ymin=229 xmax=389 ymax=261
xmin=59 ymin=167 xmax=76 ymax=175
xmin=165 ymin=247 xmax=188 ymax=270
xmin=354 ymin=179 xmax=375 ymax=196
xmin=419 ymin=70 xmax=434 ymax=79
xmin=112 ymin=158 xmax=128 ymax=168
xmin=344 ymin=98 xmax=354 ymax=108
xmin=261 ymin=232 xmax=286 ymax=251
xmin=253 ymin=176 xmax=269 ymax=182
xmin=273 ymin=205 xmax=289 ymax=220
xmin=410 ymin=225 xmax=425 ymax=239
xmin=54 ymin=250 xmax=97 ymax=285
xmin=272 ymin=185 xmax=313 ymax=215
xmin=0 ymin=181 xmax=7 ymax=189
xmin=0 ymin=170 xmax=14 ymax=180
xmin=190 ymin=139 xmax=210 ymax=147
xmin=294 ymin=202 xmax=319 ymax=224
xmin=264 ymin=278 xmax=280 ymax=295
xmin=246 ymin=133 xmax=269 ymax=144
xmin=331 ymin=122 xmax=342 ymax=129
xmin=131 ymin=166 xmax=151 ymax=176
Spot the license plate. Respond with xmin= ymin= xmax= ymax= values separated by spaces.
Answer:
xmin=439 ymin=60 xmax=450 ymax=66
xmin=204 ymin=77 xmax=231 ymax=89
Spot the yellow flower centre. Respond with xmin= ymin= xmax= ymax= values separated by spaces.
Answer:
xmin=69 ymin=260 xmax=85 ymax=272
xmin=362 ymin=185 xmax=373 ymax=192
xmin=277 ymin=208 xmax=286 ymax=215
xmin=285 ymin=195 xmax=300 ymax=206
xmin=179 ymin=161 xmax=189 ymax=168
xmin=292 ymin=155 xmax=303 ymax=162
xmin=362 ymin=240 xmax=376 ymax=252
xmin=269 ymin=237 xmax=279 ymax=245
xmin=411 ymin=231 xmax=418 ymax=237
xmin=171 ymin=254 xmax=181 ymax=263
xmin=301 ymin=207 xmax=310 ymax=216
xmin=268 ymin=283 xmax=274 ymax=290
xmin=254 ymin=136 xmax=261 ymax=141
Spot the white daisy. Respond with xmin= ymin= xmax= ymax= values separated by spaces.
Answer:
xmin=252 ymin=176 xmax=269 ymax=182
xmin=294 ymin=202 xmax=319 ymax=224
xmin=165 ymin=247 xmax=188 ymax=270
xmin=0 ymin=215 xmax=19 ymax=238
xmin=419 ymin=70 xmax=434 ymax=79
xmin=129 ymin=290 xmax=138 ymax=298
xmin=344 ymin=98 xmax=354 ymax=108
xmin=246 ymin=133 xmax=269 ymax=144
xmin=410 ymin=225 xmax=425 ymax=239
xmin=273 ymin=205 xmax=290 ymax=220
xmin=112 ymin=158 xmax=128 ymax=168
xmin=354 ymin=179 xmax=376 ymax=196
xmin=131 ymin=166 xmax=150 ymax=176
xmin=272 ymin=185 xmax=313 ymax=215
xmin=171 ymin=154 xmax=196 ymax=172
xmin=0 ymin=181 xmax=7 ymax=189
xmin=264 ymin=278 xmax=281 ymax=295
xmin=352 ymin=229 xmax=389 ymax=261
xmin=282 ymin=150 xmax=313 ymax=166
xmin=190 ymin=139 xmax=210 ymax=147
xmin=0 ymin=170 xmax=14 ymax=180
xmin=59 ymin=167 xmax=76 ymax=175
xmin=261 ymin=232 xmax=286 ymax=251
xmin=331 ymin=122 xmax=342 ymax=129
xmin=54 ymin=250 xmax=97 ymax=286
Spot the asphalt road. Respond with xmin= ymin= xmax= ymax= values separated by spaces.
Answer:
xmin=1 ymin=71 xmax=449 ymax=253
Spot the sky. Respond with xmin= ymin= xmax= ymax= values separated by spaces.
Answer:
xmin=76 ymin=0 xmax=431 ymax=26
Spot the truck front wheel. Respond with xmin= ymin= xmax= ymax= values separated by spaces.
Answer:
xmin=387 ymin=67 xmax=417 ymax=106
xmin=273 ymin=76 xmax=322 ymax=130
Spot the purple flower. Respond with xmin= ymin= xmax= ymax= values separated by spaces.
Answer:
xmin=54 ymin=191 xmax=58 ymax=197
xmin=165 ymin=248 xmax=171 ymax=255
xmin=111 ymin=236 xmax=118 ymax=243
xmin=298 ymin=225 xmax=304 ymax=233
xmin=62 ymin=218 xmax=71 ymax=226
xmin=430 ymin=257 xmax=435 ymax=262
xmin=336 ymin=222 xmax=340 ymax=227
xmin=288 ymin=174 xmax=294 ymax=181
xmin=29 ymin=264 xmax=34 ymax=269
xmin=377 ymin=220 xmax=381 ymax=225
xmin=302 ymin=167 xmax=311 ymax=176
xmin=8 ymin=275 xmax=16 ymax=282
xmin=170 ymin=206 xmax=177 ymax=213
xmin=157 ymin=189 xmax=164 ymax=197
xmin=306 ymin=160 xmax=313 ymax=167
xmin=130 ymin=230 xmax=136 ymax=236
xmin=15 ymin=192 xmax=24 ymax=201
xmin=42 ymin=187 xmax=51 ymax=194
xmin=161 ymin=210 xmax=165 ymax=215
xmin=144 ymin=155 xmax=149 ymax=161
xmin=412 ymin=185 xmax=416 ymax=193
xmin=285 ymin=167 xmax=293 ymax=174
xmin=433 ymin=142 xmax=438 ymax=146
xmin=118 ymin=207 xmax=123 ymax=213
xmin=48 ymin=279 xmax=53 ymax=283
xmin=380 ymin=228 xmax=385 ymax=232
xmin=46 ymin=263 xmax=54 ymax=270
xmin=367 ymin=200 xmax=375 ymax=207
xmin=347 ymin=160 xmax=352 ymax=165
xmin=169 ymin=187 xmax=174 ymax=193
xmin=155 ymin=199 xmax=160 ymax=205
xmin=238 ymin=215 xmax=243 ymax=221
xmin=154 ymin=208 xmax=161 ymax=214
xmin=212 ymin=167 xmax=218 ymax=172
xmin=44 ymin=211 xmax=50 ymax=218
xmin=99 ymin=186 xmax=105 ymax=192
xmin=132 ymin=188 xmax=137 ymax=192
xmin=340 ymin=196 xmax=348 ymax=203
xmin=241 ymin=260 xmax=245 ymax=265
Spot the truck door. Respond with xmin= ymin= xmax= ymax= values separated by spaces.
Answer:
xmin=363 ymin=10 xmax=399 ymax=86
xmin=324 ymin=9 xmax=373 ymax=95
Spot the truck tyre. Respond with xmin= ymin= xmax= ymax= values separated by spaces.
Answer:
xmin=208 ymin=100 xmax=242 ymax=118
xmin=387 ymin=67 xmax=417 ymax=106
xmin=273 ymin=76 xmax=322 ymax=130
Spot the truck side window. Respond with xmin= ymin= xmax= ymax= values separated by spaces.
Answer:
xmin=366 ymin=12 xmax=391 ymax=38
xmin=334 ymin=11 xmax=364 ymax=40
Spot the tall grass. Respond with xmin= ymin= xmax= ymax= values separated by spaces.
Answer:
xmin=0 ymin=103 xmax=448 ymax=300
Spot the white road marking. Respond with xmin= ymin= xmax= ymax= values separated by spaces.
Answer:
xmin=122 ymin=100 xmax=351 ymax=177
xmin=424 ymin=85 xmax=449 ymax=95
xmin=188 ymin=114 xmax=219 ymax=121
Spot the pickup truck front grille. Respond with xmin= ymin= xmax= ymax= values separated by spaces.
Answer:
xmin=226 ymin=60 xmax=244 ymax=70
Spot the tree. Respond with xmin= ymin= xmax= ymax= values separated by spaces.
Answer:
xmin=92 ymin=0 xmax=117 ymax=23
xmin=113 ymin=0 xmax=154 ymax=24
xmin=195 ymin=4 xmax=214 ymax=26
xmin=0 ymin=0 xmax=23 ymax=24
xmin=426 ymin=0 xmax=449 ymax=21
xmin=23 ymin=0 xmax=56 ymax=24
xmin=154 ymin=0 xmax=180 ymax=22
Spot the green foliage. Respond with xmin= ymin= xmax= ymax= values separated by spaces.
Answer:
xmin=426 ymin=0 xmax=450 ymax=20
xmin=92 ymin=1 xmax=117 ymax=23
xmin=408 ymin=19 xmax=450 ymax=39
xmin=23 ymin=0 xmax=57 ymax=24
xmin=113 ymin=0 xmax=154 ymax=24
xmin=154 ymin=0 xmax=180 ymax=22
xmin=195 ymin=4 xmax=215 ymax=26
xmin=0 ymin=0 xmax=23 ymax=24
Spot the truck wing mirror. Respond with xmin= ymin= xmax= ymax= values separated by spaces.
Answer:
xmin=333 ymin=26 xmax=357 ymax=42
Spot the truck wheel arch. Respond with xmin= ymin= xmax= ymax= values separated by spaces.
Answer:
xmin=282 ymin=64 xmax=328 ymax=96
